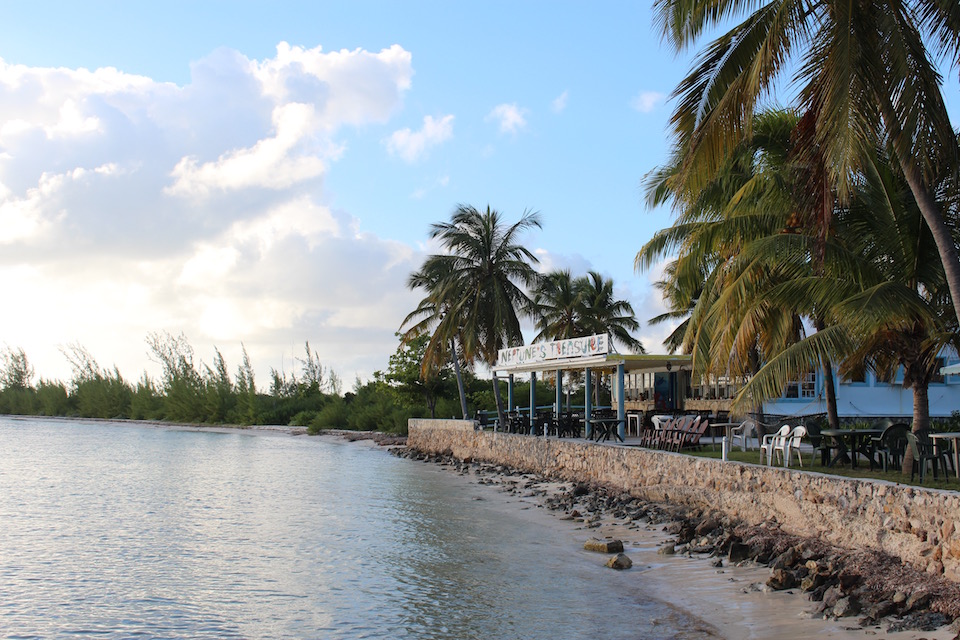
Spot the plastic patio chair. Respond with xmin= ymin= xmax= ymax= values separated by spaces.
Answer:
xmin=775 ymin=425 xmax=807 ymax=467
xmin=873 ymin=423 xmax=910 ymax=472
xmin=905 ymin=431 xmax=950 ymax=483
xmin=760 ymin=425 xmax=791 ymax=466
xmin=729 ymin=419 xmax=756 ymax=451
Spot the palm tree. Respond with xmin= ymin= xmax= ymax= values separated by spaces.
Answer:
xmin=532 ymin=270 xmax=585 ymax=343
xmin=731 ymin=144 xmax=959 ymax=459
xmin=532 ymin=269 xmax=644 ymax=404
xmin=654 ymin=0 xmax=960 ymax=327
xmin=410 ymin=204 xmax=542 ymax=426
xmin=576 ymin=271 xmax=645 ymax=354
xmin=400 ymin=261 xmax=469 ymax=419
xmin=638 ymin=109 xmax=821 ymax=420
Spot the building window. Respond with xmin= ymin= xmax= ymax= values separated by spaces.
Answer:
xmin=784 ymin=372 xmax=817 ymax=399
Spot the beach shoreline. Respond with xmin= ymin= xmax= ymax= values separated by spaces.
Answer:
xmin=392 ymin=444 xmax=960 ymax=640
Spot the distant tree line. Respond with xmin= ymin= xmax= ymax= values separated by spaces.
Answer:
xmin=0 ymin=332 xmax=589 ymax=435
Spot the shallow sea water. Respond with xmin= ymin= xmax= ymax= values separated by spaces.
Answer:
xmin=0 ymin=417 xmax=707 ymax=639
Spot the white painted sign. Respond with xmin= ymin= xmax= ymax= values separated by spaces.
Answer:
xmin=497 ymin=334 xmax=609 ymax=367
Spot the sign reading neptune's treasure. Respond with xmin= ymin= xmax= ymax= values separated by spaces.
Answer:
xmin=497 ymin=334 xmax=609 ymax=367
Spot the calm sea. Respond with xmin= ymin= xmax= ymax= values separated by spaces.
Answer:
xmin=0 ymin=417 xmax=705 ymax=639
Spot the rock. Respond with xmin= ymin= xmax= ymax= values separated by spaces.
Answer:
xmin=606 ymin=553 xmax=633 ymax=570
xmin=801 ymin=572 xmax=828 ymax=593
xmin=833 ymin=596 xmax=861 ymax=618
xmin=584 ymin=538 xmax=624 ymax=554
xmin=711 ymin=558 xmax=723 ymax=568
xmin=862 ymin=600 xmax=896 ymax=621
xmin=658 ymin=543 xmax=676 ymax=556
xmin=771 ymin=547 xmax=799 ymax=570
xmin=837 ymin=569 xmax=861 ymax=591
xmin=822 ymin=585 xmax=842 ymax=610
xmin=695 ymin=516 xmax=720 ymax=537
xmin=729 ymin=542 xmax=751 ymax=563
xmin=767 ymin=568 xmax=799 ymax=590
xmin=904 ymin=591 xmax=931 ymax=613
xmin=888 ymin=612 xmax=952 ymax=633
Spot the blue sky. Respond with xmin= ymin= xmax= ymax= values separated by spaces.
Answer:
xmin=0 ymin=2 xmax=956 ymax=387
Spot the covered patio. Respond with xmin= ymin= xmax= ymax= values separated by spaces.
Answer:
xmin=492 ymin=334 xmax=692 ymax=441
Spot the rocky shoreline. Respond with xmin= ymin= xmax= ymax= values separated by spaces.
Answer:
xmin=394 ymin=445 xmax=960 ymax=638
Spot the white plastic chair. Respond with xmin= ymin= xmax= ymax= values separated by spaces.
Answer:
xmin=776 ymin=426 xmax=807 ymax=467
xmin=730 ymin=419 xmax=756 ymax=451
xmin=760 ymin=425 xmax=791 ymax=465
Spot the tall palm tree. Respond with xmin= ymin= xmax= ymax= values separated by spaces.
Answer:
xmin=411 ymin=205 xmax=542 ymax=425
xmin=654 ymin=0 xmax=960 ymax=326
xmin=400 ymin=261 xmax=469 ymax=419
xmin=532 ymin=270 xmax=585 ymax=343
xmin=576 ymin=271 xmax=645 ymax=354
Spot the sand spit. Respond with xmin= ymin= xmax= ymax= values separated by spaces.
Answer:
xmin=393 ymin=445 xmax=960 ymax=640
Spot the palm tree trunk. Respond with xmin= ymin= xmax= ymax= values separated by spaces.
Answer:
xmin=879 ymin=99 xmax=960 ymax=329
xmin=813 ymin=319 xmax=840 ymax=429
xmin=902 ymin=382 xmax=931 ymax=474
xmin=822 ymin=361 xmax=840 ymax=429
xmin=449 ymin=339 xmax=468 ymax=419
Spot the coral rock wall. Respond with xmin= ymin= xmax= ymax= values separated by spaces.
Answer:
xmin=408 ymin=419 xmax=960 ymax=581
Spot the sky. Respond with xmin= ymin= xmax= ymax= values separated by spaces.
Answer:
xmin=0 ymin=1 xmax=957 ymax=389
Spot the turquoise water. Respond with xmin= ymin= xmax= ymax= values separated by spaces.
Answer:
xmin=0 ymin=417 xmax=701 ymax=639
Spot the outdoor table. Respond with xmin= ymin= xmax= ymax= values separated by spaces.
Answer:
xmin=820 ymin=429 xmax=884 ymax=468
xmin=589 ymin=417 xmax=625 ymax=443
xmin=929 ymin=432 xmax=960 ymax=480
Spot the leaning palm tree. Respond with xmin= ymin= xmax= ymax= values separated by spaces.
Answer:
xmin=400 ymin=261 xmax=469 ymax=419
xmin=414 ymin=205 xmax=542 ymax=426
xmin=654 ymin=0 xmax=960 ymax=327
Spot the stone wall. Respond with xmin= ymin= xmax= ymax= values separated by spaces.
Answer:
xmin=408 ymin=419 xmax=960 ymax=581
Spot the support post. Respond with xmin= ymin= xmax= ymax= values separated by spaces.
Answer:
xmin=617 ymin=362 xmax=626 ymax=441
xmin=555 ymin=369 xmax=562 ymax=417
xmin=529 ymin=372 xmax=537 ymax=435
xmin=508 ymin=374 xmax=515 ymax=413
xmin=585 ymin=368 xmax=593 ymax=439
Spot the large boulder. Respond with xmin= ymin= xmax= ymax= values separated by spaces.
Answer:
xmin=584 ymin=538 xmax=624 ymax=554
xmin=606 ymin=553 xmax=633 ymax=570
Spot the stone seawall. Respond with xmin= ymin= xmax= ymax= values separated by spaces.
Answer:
xmin=408 ymin=419 xmax=960 ymax=581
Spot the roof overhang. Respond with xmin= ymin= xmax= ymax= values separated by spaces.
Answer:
xmin=493 ymin=353 xmax=693 ymax=375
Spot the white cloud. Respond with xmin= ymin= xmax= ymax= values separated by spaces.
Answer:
xmin=631 ymin=91 xmax=665 ymax=113
xmin=166 ymin=103 xmax=328 ymax=197
xmin=551 ymin=91 xmax=569 ymax=113
xmin=385 ymin=114 xmax=454 ymax=162
xmin=487 ymin=103 xmax=528 ymax=134
xmin=0 ymin=45 xmax=421 ymax=385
